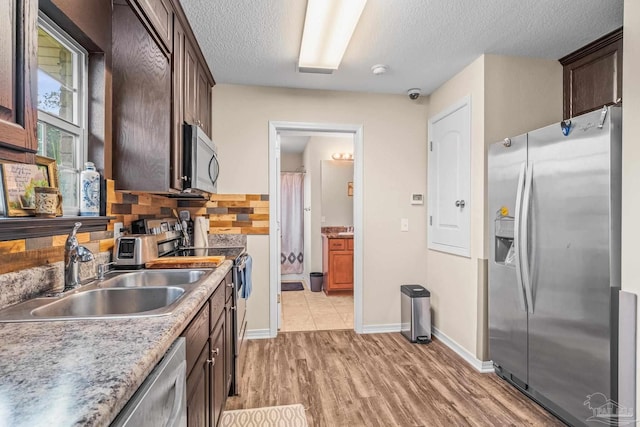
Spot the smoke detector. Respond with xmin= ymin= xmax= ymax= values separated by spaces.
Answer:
xmin=371 ymin=64 xmax=388 ymax=75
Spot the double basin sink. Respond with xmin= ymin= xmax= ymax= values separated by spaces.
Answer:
xmin=0 ymin=269 xmax=211 ymax=322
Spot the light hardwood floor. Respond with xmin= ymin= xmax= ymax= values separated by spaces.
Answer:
xmin=226 ymin=330 xmax=563 ymax=426
xmin=281 ymin=285 xmax=353 ymax=332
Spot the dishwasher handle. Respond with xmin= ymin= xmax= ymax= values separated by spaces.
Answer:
xmin=165 ymin=360 xmax=187 ymax=427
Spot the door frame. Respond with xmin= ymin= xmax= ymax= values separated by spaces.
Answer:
xmin=268 ymin=121 xmax=364 ymax=337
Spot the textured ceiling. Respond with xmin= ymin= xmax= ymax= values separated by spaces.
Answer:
xmin=180 ymin=0 xmax=623 ymax=95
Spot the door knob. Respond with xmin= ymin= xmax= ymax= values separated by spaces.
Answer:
xmin=455 ymin=200 xmax=466 ymax=208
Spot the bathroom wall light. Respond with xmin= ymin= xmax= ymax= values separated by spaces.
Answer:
xmin=331 ymin=152 xmax=354 ymax=161
xmin=298 ymin=0 xmax=367 ymax=74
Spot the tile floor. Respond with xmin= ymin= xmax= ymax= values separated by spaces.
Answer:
xmin=280 ymin=281 xmax=353 ymax=332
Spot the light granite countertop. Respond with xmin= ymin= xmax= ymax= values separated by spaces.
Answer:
xmin=0 ymin=260 xmax=233 ymax=427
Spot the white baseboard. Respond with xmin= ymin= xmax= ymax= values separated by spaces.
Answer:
xmin=432 ymin=326 xmax=494 ymax=373
xmin=361 ymin=323 xmax=402 ymax=334
xmin=245 ymin=329 xmax=272 ymax=340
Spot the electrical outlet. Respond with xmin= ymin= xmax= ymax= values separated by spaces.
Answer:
xmin=401 ymin=218 xmax=409 ymax=232
xmin=114 ymin=222 xmax=124 ymax=240
xmin=321 ymin=216 xmax=326 ymax=223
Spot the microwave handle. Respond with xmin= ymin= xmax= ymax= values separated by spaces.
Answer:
xmin=208 ymin=151 xmax=220 ymax=188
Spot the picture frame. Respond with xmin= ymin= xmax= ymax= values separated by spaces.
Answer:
xmin=1 ymin=163 xmax=50 ymax=217
xmin=347 ymin=181 xmax=353 ymax=197
xmin=36 ymin=155 xmax=63 ymax=216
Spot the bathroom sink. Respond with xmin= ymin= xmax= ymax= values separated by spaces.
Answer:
xmin=0 ymin=268 xmax=212 ymax=322
xmin=32 ymin=287 xmax=185 ymax=318
xmin=338 ymin=231 xmax=354 ymax=236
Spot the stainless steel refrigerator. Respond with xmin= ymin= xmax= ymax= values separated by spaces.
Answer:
xmin=488 ymin=106 xmax=622 ymax=426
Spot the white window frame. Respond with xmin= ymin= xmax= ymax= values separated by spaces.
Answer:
xmin=37 ymin=12 xmax=89 ymax=216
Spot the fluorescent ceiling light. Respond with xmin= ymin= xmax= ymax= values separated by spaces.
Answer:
xmin=298 ymin=0 xmax=367 ymax=74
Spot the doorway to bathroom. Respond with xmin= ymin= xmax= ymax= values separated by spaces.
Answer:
xmin=279 ymin=131 xmax=354 ymax=332
xmin=268 ymin=122 xmax=363 ymax=337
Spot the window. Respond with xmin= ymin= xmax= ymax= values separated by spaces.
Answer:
xmin=36 ymin=13 xmax=88 ymax=216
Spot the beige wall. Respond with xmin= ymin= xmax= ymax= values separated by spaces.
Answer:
xmin=427 ymin=54 xmax=562 ymax=358
xmin=212 ymin=85 xmax=430 ymax=331
xmin=621 ymin=0 xmax=640 ymax=414
xmin=304 ymin=136 xmax=353 ymax=273
xmin=428 ymin=56 xmax=485 ymax=355
xmin=280 ymin=152 xmax=303 ymax=172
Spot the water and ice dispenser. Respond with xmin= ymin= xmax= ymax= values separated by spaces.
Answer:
xmin=495 ymin=217 xmax=515 ymax=266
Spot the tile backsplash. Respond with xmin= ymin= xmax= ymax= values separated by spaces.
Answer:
xmin=0 ymin=182 xmax=268 ymax=278
xmin=178 ymin=194 xmax=269 ymax=235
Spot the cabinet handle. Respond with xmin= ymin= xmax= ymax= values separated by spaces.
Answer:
xmin=227 ymin=282 xmax=234 ymax=287
xmin=181 ymin=176 xmax=188 ymax=181
xmin=212 ymin=348 xmax=220 ymax=356
xmin=455 ymin=200 xmax=466 ymax=208
xmin=206 ymin=359 xmax=214 ymax=365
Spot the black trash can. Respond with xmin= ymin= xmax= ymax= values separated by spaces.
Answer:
xmin=310 ymin=272 xmax=323 ymax=292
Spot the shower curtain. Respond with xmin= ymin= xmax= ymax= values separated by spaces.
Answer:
xmin=281 ymin=173 xmax=304 ymax=274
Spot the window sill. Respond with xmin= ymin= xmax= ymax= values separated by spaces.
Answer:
xmin=0 ymin=216 xmax=113 ymax=241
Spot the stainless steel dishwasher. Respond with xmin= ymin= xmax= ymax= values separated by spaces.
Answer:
xmin=111 ymin=338 xmax=187 ymax=427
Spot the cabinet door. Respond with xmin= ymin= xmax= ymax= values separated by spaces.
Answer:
xmin=0 ymin=0 xmax=38 ymax=157
xmin=112 ymin=2 xmax=171 ymax=191
xmin=135 ymin=0 xmax=173 ymax=52
xmin=330 ymin=251 xmax=353 ymax=289
xmin=171 ymin=15 xmax=185 ymax=190
xmin=184 ymin=40 xmax=198 ymax=125
xmin=225 ymin=303 xmax=233 ymax=394
xmin=561 ymin=30 xmax=622 ymax=119
xmin=210 ymin=317 xmax=225 ymax=427
xmin=186 ymin=344 xmax=210 ymax=427
xmin=197 ymin=67 xmax=211 ymax=137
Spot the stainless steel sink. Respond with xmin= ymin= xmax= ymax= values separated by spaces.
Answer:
xmin=99 ymin=270 xmax=208 ymax=289
xmin=32 ymin=287 xmax=185 ymax=317
xmin=0 ymin=268 xmax=212 ymax=322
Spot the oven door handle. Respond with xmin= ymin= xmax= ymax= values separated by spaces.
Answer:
xmin=234 ymin=254 xmax=249 ymax=270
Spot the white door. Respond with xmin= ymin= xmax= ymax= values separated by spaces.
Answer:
xmin=428 ymin=96 xmax=471 ymax=257
xmin=275 ymin=134 xmax=282 ymax=329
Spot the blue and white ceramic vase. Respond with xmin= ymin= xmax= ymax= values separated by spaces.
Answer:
xmin=80 ymin=162 xmax=100 ymax=216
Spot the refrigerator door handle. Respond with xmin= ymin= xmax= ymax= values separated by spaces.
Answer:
xmin=513 ymin=162 xmax=528 ymax=312
xmin=521 ymin=163 xmax=534 ymax=314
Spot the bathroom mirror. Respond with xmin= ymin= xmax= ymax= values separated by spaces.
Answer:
xmin=321 ymin=160 xmax=354 ymax=226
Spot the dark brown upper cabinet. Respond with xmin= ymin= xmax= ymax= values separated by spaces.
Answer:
xmin=171 ymin=15 xmax=186 ymax=191
xmin=0 ymin=0 xmax=38 ymax=163
xmin=560 ymin=28 xmax=623 ymax=120
xmin=112 ymin=0 xmax=214 ymax=192
xmin=112 ymin=1 xmax=171 ymax=192
xmin=136 ymin=0 xmax=173 ymax=53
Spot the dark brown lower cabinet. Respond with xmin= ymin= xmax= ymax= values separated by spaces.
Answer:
xmin=183 ymin=281 xmax=229 ymax=427
xmin=210 ymin=316 xmax=225 ymax=427
xmin=225 ymin=302 xmax=233 ymax=394
xmin=186 ymin=344 xmax=210 ymax=427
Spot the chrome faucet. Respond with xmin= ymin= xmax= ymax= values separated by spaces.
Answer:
xmin=64 ymin=222 xmax=95 ymax=292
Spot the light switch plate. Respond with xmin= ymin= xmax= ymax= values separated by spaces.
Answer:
xmin=401 ymin=218 xmax=409 ymax=232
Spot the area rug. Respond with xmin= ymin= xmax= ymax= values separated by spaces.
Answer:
xmin=281 ymin=281 xmax=304 ymax=291
xmin=221 ymin=404 xmax=308 ymax=427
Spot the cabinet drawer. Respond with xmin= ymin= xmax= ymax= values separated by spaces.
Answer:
xmin=347 ymin=239 xmax=354 ymax=251
xmin=209 ymin=282 xmax=225 ymax=332
xmin=182 ymin=302 xmax=210 ymax=376
xmin=329 ymin=239 xmax=346 ymax=250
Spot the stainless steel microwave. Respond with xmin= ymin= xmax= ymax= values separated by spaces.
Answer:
xmin=183 ymin=124 xmax=219 ymax=194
